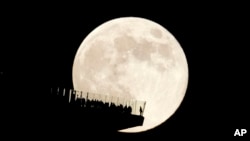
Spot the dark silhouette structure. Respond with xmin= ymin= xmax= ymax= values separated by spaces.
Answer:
xmin=49 ymin=87 xmax=146 ymax=131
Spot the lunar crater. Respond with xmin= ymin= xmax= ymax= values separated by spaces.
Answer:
xmin=150 ymin=28 xmax=162 ymax=38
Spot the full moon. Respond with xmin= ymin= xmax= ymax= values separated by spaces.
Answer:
xmin=72 ymin=17 xmax=188 ymax=132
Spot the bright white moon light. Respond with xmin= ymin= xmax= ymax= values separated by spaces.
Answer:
xmin=72 ymin=17 xmax=188 ymax=132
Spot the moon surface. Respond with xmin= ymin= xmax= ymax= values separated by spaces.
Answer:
xmin=72 ymin=17 xmax=188 ymax=132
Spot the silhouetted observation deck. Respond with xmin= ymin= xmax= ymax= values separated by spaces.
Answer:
xmin=49 ymin=87 xmax=146 ymax=131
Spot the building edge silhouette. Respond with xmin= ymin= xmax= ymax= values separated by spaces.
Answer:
xmin=48 ymin=87 xmax=146 ymax=131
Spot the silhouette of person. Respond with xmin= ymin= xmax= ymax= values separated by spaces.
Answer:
xmin=128 ymin=106 xmax=132 ymax=114
xmin=139 ymin=106 xmax=143 ymax=116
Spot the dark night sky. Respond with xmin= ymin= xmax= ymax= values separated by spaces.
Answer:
xmin=1 ymin=3 xmax=249 ymax=139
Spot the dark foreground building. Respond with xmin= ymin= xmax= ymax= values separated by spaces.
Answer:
xmin=49 ymin=87 xmax=146 ymax=132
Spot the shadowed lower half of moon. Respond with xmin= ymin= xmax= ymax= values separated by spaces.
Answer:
xmin=72 ymin=17 xmax=188 ymax=133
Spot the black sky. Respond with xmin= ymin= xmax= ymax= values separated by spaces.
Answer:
xmin=1 ymin=3 xmax=249 ymax=139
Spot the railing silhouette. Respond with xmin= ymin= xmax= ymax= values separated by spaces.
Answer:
xmin=49 ymin=87 xmax=146 ymax=130
xmin=51 ymin=87 xmax=146 ymax=116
